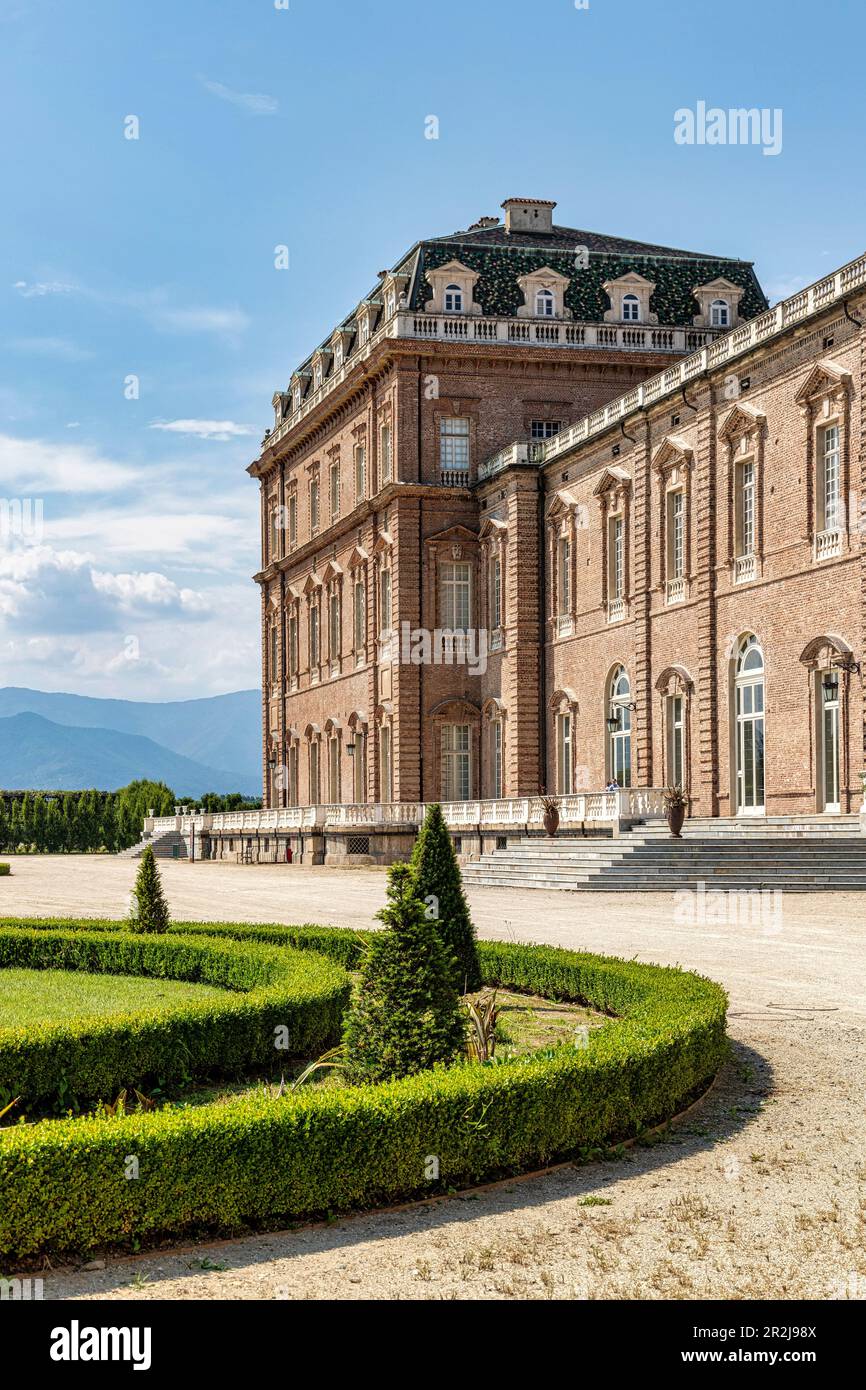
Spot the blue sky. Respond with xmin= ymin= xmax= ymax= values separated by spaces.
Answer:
xmin=1 ymin=0 xmax=863 ymax=701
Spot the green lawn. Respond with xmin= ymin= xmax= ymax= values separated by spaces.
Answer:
xmin=0 ymin=968 xmax=232 ymax=1028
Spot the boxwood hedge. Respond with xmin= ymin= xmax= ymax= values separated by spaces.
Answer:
xmin=0 ymin=917 xmax=728 ymax=1260
xmin=0 ymin=927 xmax=350 ymax=1111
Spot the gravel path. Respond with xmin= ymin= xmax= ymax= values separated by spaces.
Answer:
xmin=3 ymin=856 xmax=865 ymax=1301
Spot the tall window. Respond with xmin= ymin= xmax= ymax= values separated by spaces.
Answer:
xmin=309 ymin=601 xmax=320 ymax=670
xmin=441 ymin=561 xmax=471 ymax=629
xmin=329 ymin=590 xmax=340 ymax=667
xmin=287 ymin=744 xmax=298 ymax=805
xmin=380 ymin=423 xmax=392 ymax=483
xmin=270 ymin=625 xmax=278 ymax=684
xmin=379 ymin=567 xmax=392 ymax=634
xmin=288 ymin=613 xmax=298 ymax=683
xmin=444 ymin=284 xmax=463 ymax=312
xmin=354 ymin=444 xmax=366 ymax=501
xmin=535 ymin=288 xmax=555 ymax=317
xmin=288 ymin=492 xmax=297 ymax=549
xmin=557 ymin=713 xmax=573 ymax=794
xmin=353 ymin=730 xmax=367 ymax=802
xmin=622 ymin=294 xmax=640 ymax=322
xmin=309 ymin=477 xmax=320 ymax=536
xmin=819 ymin=424 xmax=841 ymax=531
xmin=667 ymin=490 xmax=685 ymax=579
xmin=608 ymin=666 xmax=632 ymax=788
xmin=379 ymin=724 xmax=392 ymax=800
xmin=490 ymin=554 xmax=502 ymax=629
xmin=710 ymin=298 xmax=730 ymax=327
xmin=354 ymin=578 xmax=365 ymax=654
xmin=736 ymin=459 xmax=755 ymax=556
xmin=557 ymin=536 xmax=571 ymax=615
xmin=309 ymin=740 xmax=320 ymax=804
xmin=269 ymin=508 xmax=280 ymax=563
xmin=441 ymin=724 xmax=471 ymax=801
xmin=328 ymin=735 xmax=340 ymax=802
xmin=440 ymin=418 xmax=470 ymax=475
xmin=667 ymin=694 xmax=684 ymax=789
xmin=609 ymin=515 xmax=624 ymax=600
xmin=329 ymin=462 xmax=340 ymax=521
xmin=734 ymin=635 xmax=765 ymax=813
xmin=491 ymin=720 xmax=503 ymax=798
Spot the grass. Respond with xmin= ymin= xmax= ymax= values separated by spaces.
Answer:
xmin=0 ymin=968 xmax=232 ymax=1028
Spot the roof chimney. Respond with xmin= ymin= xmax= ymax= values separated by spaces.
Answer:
xmin=501 ymin=198 xmax=557 ymax=234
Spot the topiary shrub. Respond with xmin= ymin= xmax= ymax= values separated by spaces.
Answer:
xmin=128 ymin=845 xmax=170 ymax=933
xmin=0 ymin=864 xmax=9 ymax=876
xmin=410 ymin=802 xmax=481 ymax=992
xmin=342 ymin=862 xmax=466 ymax=1082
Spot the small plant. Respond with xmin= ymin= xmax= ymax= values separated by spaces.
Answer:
xmin=663 ymin=785 xmax=687 ymax=809
xmin=464 ymin=990 xmax=499 ymax=1063
xmin=539 ymin=793 xmax=560 ymax=814
xmin=128 ymin=845 xmax=170 ymax=933
xmin=0 ymin=864 xmax=10 ymax=876
xmin=290 ymin=1046 xmax=346 ymax=1091
xmin=0 ymin=1096 xmax=20 ymax=1123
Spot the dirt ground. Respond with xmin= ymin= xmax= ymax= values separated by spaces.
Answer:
xmin=2 ymin=855 xmax=865 ymax=1301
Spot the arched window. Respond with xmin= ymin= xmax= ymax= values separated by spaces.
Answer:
xmin=622 ymin=293 xmax=640 ymax=322
xmin=535 ymin=288 xmax=555 ymax=318
xmin=444 ymin=284 xmax=463 ymax=312
xmin=607 ymin=666 xmax=632 ymax=787
xmin=734 ymin=635 xmax=765 ymax=813
xmin=710 ymin=298 xmax=730 ymax=327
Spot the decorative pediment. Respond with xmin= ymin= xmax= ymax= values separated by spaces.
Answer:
xmin=516 ymin=265 xmax=572 ymax=320
xmin=321 ymin=559 xmax=343 ymax=583
xmin=479 ymin=516 xmax=508 ymax=538
xmin=793 ymin=359 xmax=852 ymax=408
xmin=424 ymin=259 xmax=482 ymax=316
xmin=482 ymin=696 xmax=507 ymax=718
xmin=602 ymin=272 xmax=657 ymax=325
xmin=692 ymin=277 xmax=744 ymax=328
xmin=547 ymin=488 xmax=581 ymax=518
xmin=425 ymin=524 xmax=479 ymax=549
xmin=592 ymin=466 xmax=631 ymax=498
xmin=287 ymin=583 xmax=302 ymax=601
xmin=652 ymin=434 xmax=694 ymax=474
xmin=798 ymin=633 xmax=853 ymax=668
xmin=302 ymin=572 xmax=322 ymax=595
xmin=303 ymin=722 xmax=321 ymax=739
xmin=717 ymin=403 xmax=766 ymax=444
xmin=372 ymin=530 xmax=393 ymax=555
xmin=323 ymin=716 xmax=342 ymax=734
xmin=549 ymin=687 xmax=579 ymax=712
xmin=346 ymin=544 xmax=369 ymax=570
xmin=347 ymin=709 xmax=368 ymax=730
xmin=655 ymin=664 xmax=694 ymax=695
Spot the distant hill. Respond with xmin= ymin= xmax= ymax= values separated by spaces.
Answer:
xmin=0 ymin=686 xmax=260 ymax=784
xmin=0 ymin=712 xmax=259 ymax=797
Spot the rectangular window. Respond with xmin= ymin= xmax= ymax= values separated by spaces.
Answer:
xmin=288 ymin=613 xmax=298 ymax=680
xmin=441 ymin=561 xmax=471 ymax=629
xmin=309 ymin=741 xmax=319 ymax=804
xmin=441 ymin=724 xmax=471 ymax=801
xmin=379 ymin=724 xmax=392 ymax=800
xmin=288 ymin=744 xmax=298 ymax=805
xmin=288 ymin=492 xmax=297 ymax=548
xmin=309 ymin=478 xmax=320 ymax=536
xmin=737 ymin=460 xmax=755 ymax=556
xmin=354 ymin=579 xmax=365 ymax=653
xmin=309 ymin=602 xmax=319 ymax=668
xmin=329 ymin=462 xmax=340 ymax=521
xmin=379 ymin=568 xmax=392 ymax=633
xmin=557 ymin=536 xmax=571 ymax=615
xmin=380 ymin=424 xmax=392 ymax=484
xmin=530 ymin=420 xmax=561 ymax=440
xmin=439 ymin=418 xmax=470 ymax=475
xmin=609 ymin=515 xmax=624 ymax=599
xmin=270 ymin=626 xmax=278 ymax=683
xmin=667 ymin=490 xmax=684 ymax=579
xmin=328 ymin=736 xmax=340 ymax=802
xmin=557 ymin=713 xmax=572 ymax=794
xmin=354 ymin=444 xmax=366 ymax=501
xmin=490 ymin=555 xmax=502 ymax=629
xmin=269 ymin=508 xmax=280 ymax=563
xmin=820 ymin=424 xmax=840 ymax=530
xmin=491 ymin=720 xmax=503 ymax=798
xmin=353 ymin=731 xmax=366 ymax=802
xmin=329 ymin=591 xmax=340 ymax=665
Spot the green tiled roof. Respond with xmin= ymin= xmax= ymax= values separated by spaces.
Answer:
xmin=414 ymin=243 xmax=766 ymax=324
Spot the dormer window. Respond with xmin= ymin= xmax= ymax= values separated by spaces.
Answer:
xmin=536 ymin=288 xmax=555 ymax=317
xmin=360 ymin=318 xmax=369 ymax=344
xmin=425 ymin=261 xmax=482 ymax=316
xmin=710 ymin=298 xmax=730 ymax=327
xmin=313 ymin=362 xmax=322 ymax=389
xmin=293 ymin=387 xmax=300 ymax=411
xmin=386 ymin=290 xmax=396 ymax=317
xmin=622 ymin=294 xmax=640 ymax=322
xmin=335 ymin=341 xmax=343 ymax=368
xmin=444 ymin=284 xmax=463 ymax=313
xmin=603 ymin=273 xmax=657 ymax=327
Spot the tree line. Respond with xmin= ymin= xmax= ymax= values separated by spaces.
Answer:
xmin=0 ymin=782 xmax=261 ymax=854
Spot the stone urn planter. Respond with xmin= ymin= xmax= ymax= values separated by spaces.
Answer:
xmin=540 ymin=795 xmax=560 ymax=837
xmin=664 ymin=786 xmax=687 ymax=838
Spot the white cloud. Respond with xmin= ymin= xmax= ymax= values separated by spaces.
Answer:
xmin=0 ymin=433 xmax=139 ymax=494
xmin=12 ymin=280 xmax=77 ymax=298
xmin=149 ymin=419 xmax=254 ymax=441
xmin=198 ymin=77 xmax=278 ymax=116
xmin=91 ymin=569 xmax=209 ymax=614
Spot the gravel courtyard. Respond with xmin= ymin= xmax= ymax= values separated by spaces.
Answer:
xmin=3 ymin=855 xmax=865 ymax=1301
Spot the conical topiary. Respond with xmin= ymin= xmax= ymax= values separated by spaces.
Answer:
xmin=342 ymin=862 xmax=466 ymax=1082
xmin=409 ymin=803 xmax=482 ymax=992
xmin=128 ymin=844 xmax=171 ymax=933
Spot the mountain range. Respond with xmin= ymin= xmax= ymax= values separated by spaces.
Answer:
xmin=0 ymin=687 xmax=261 ymax=795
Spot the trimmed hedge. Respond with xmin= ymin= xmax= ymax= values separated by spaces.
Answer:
xmin=0 ymin=865 xmax=10 ymax=876
xmin=0 ymin=928 xmax=349 ymax=1111
xmin=0 ymin=917 xmax=728 ymax=1259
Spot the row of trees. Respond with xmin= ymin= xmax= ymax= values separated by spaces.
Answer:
xmin=0 ymin=782 xmax=261 ymax=854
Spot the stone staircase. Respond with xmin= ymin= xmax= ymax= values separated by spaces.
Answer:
xmin=117 ymin=830 xmax=187 ymax=860
xmin=460 ymin=816 xmax=866 ymax=891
